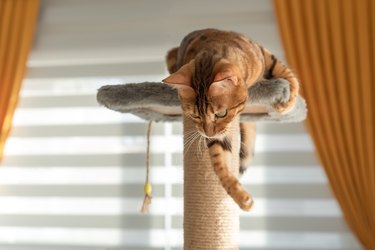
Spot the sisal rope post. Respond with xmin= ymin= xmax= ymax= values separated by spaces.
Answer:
xmin=183 ymin=116 xmax=240 ymax=250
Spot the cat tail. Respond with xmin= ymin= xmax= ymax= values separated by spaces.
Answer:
xmin=260 ymin=46 xmax=300 ymax=112
xmin=239 ymin=122 xmax=256 ymax=175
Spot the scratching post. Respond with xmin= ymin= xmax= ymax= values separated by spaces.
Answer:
xmin=183 ymin=116 xmax=240 ymax=250
xmin=97 ymin=79 xmax=306 ymax=249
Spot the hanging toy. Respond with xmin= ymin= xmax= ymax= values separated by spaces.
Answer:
xmin=141 ymin=121 xmax=153 ymax=213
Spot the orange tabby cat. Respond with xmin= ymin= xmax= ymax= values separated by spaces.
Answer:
xmin=163 ymin=29 xmax=299 ymax=211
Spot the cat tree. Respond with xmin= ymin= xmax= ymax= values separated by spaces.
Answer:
xmin=97 ymin=79 xmax=306 ymax=249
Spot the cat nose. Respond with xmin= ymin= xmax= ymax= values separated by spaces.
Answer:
xmin=203 ymin=123 xmax=215 ymax=137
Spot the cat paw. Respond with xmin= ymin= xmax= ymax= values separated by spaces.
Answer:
xmin=238 ymin=193 xmax=254 ymax=211
xmin=272 ymin=94 xmax=297 ymax=113
xmin=249 ymin=78 xmax=290 ymax=106
xmin=223 ymin=178 xmax=254 ymax=211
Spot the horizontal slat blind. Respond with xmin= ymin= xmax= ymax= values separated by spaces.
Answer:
xmin=0 ymin=0 xmax=361 ymax=249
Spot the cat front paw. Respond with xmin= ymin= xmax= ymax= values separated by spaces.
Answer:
xmin=249 ymin=78 xmax=290 ymax=106
xmin=237 ymin=193 xmax=254 ymax=211
xmin=271 ymin=79 xmax=298 ymax=113
xmin=272 ymin=94 xmax=297 ymax=113
xmin=229 ymin=186 xmax=254 ymax=211
xmin=222 ymin=176 xmax=254 ymax=211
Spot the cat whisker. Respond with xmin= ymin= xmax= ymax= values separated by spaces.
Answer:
xmin=196 ymin=135 xmax=204 ymax=158
xmin=193 ymin=135 xmax=205 ymax=158
xmin=184 ymin=130 xmax=199 ymax=139
xmin=184 ymin=140 xmax=196 ymax=156
xmin=199 ymin=135 xmax=206 ymax=156
xmin=196 ymin=136 xmax=201 ymax=157
xmin=184 ymin=131 xmax=198 ymax=142
xmin=183 ymin=137 xmax=195 ymax=149
xmin=184 ymin=132 xmax=195 ymax=144
xmin=184 ymin=131 xmax=202 ymax=157
xmin=184 ymin=133 xmax=198 ymax=148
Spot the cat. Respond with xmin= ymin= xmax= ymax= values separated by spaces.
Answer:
xmin=163 ymin=29 xmax=299 ymax=211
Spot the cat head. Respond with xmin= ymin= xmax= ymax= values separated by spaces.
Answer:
xmin=163 ymin=58 xmax=248 ymax=138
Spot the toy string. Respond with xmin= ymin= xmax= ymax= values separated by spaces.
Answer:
xmin=141 ymin=121 xmax=153 ymax=213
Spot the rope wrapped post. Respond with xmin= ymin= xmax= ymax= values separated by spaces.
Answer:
xmin=183 ymin=116 xmax=240 ymax=249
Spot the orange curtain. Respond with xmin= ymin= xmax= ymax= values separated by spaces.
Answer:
xmin=273 ymin=0 xmax=375 ymax=248
xmin=0 ymin=0 xmax=40 ymax=159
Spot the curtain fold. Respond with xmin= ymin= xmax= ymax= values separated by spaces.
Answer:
xmin=273 ymin=0 xmax=375 ymax=248
xmin=0 ymin=0 xmax=40 ymax=159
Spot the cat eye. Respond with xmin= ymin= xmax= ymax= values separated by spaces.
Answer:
xmin=215 ymin=110 xmax=227 ymax=118
xmin=190 ymin=113 xmax=200 ymax=119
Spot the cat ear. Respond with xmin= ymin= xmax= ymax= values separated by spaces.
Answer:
xmin=163 ymin=61 xmax=195 ymax=99
xmin=213 ymin=64 xmax=239 ymax=85
xmin=208 ymin=77 xmax=238 ymax=97
xmin=162 ymin=60 xmax=194 ymax=87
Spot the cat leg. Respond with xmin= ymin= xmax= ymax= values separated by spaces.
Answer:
xmin=260 ymin=46 xmax=300 ymax=112
xmin=207 ymin=138 xmax=253 ymax=211
xmin=166 ymin=47 xmax=179 ymax=74
xmin=239 ymin=122 xmax=256 ymax=175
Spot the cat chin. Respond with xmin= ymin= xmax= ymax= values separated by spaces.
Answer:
xmin=197 ymin=130 xmax=226 ymax=140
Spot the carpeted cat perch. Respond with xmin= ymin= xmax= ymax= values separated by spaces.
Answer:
xmin=97 ymin=79 xmax=306 ymax=250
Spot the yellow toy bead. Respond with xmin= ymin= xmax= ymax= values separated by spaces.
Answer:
xmin=144 ymin=183 xmax=152 ymax=195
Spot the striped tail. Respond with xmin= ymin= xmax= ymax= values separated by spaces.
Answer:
xmin=260 ymin=46 xmax=300 ymax=112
